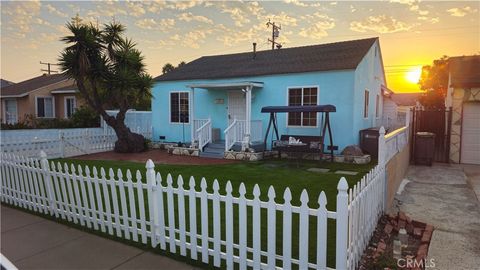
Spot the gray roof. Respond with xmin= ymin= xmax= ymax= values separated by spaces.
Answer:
xmin=449 ymin=55 xmax=480 ymax=88
xmin=0 ymin=79 xmax=15 ymax=88
xmin=155 ymin=37 xmax=378 ymax=82
xmin=1 ymin=74 xmax=67 ymax=97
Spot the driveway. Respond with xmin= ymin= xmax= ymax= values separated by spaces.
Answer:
xmin=395 ymin=164 xmax=480 ymax=270
xmin=1 ymin=205 xmax=200 ymax=270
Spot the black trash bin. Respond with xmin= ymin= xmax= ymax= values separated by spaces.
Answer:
xmin=415 ymin=132 xmax=436 ymax=166
xmin=359 ymin=127 xmax=381 ymax=158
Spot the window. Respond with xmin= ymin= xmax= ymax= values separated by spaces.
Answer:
xmin=364 ymin=90 xmax=369 ymax=118
xmin=170 ymin=92 xmax=189 ymax=123
xmin=36 ymin=97 xmax=54 ymax=118
xmin=65 ymin=97 xmax=76 ymax=118
xmin=4 ymin=99 xmax=17 ymax=124
xmin=287 ymin=87 xmax=318 ymax=127
xmin=375 ymin=94 xmax=380 ymax=118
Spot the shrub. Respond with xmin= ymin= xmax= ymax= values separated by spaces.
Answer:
xmin=70 ymin=106 xmax=100 ymax=128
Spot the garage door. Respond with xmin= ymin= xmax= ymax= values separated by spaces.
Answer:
xmin=461 ymin=102 xmax=480 ymax=164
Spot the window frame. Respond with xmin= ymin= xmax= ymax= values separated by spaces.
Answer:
xmin=375 ymin=94 xmax=380 ymax=119
xmin=64 ymin=96 xmax=77 ymax=119
xmin=35 ymin=96 xmax=55 ymax=118
xmin=364 ymin=90 xmax=369 ymax=119
xmin=286 ymin=85 xmax=319 ymax=128
xmin=169 ymin=91 xmax=190 ymax=124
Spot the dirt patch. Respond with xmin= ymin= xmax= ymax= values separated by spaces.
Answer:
xmin=358 ymin=211 xmax=434 ymax=270
xmin=73 ymin=150 xmax=239 ymax=165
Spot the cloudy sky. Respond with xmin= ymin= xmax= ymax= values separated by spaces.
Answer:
xmin=1 ymin=1 xmax=479 ymax=92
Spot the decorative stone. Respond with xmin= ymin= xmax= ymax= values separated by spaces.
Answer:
xmin=225 ymin=152 xmax=235 ymax=160
xmin=334 ymin=155 xmax=345 ymax=162
xmin=341 ymin=145 xmax=364 ymax=156
xmin=236 ymin=153 xmax=245 ymax=160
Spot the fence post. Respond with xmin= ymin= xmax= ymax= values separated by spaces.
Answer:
xmin=40 ymin=151 xmax=55 ymax=216
xmin=59 ymin=131 xmax=65 ymax=158
xmin=336 ymin=177 xmax=349 ymax=270
xmin=146 ymin=159 xmax=159 ymax=247
xmin=378 ymin=126 xmax=388 ymax=211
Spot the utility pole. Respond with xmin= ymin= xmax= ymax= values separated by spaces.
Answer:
xmin=40 ymin=61 xmax=59 ymax=75
xmin=266 ymin=19 xmax=282 ymax=50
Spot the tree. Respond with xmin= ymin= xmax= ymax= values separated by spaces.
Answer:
xmin=59 ymin=20 xmax=153 ymax=152
xmin=162 ymin=61 xmax=186 ymax=74
xmin=418 ymin=56 xmax=449 ymax=109
xmin=162 ymin=63 xmax=175 ymax=74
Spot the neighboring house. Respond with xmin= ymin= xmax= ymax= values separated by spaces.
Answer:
xmin=152 ymin=37 xmax=387 ymax=157
xmin=0 ymin=79 xmax=15 ymax=88
xmin=0 ymin=74 xmax=84 ymax=124
xmin=391 ymin=92 xmax=420 ymax=113
xmin=445 ymin=55 xmax=480 ymax=164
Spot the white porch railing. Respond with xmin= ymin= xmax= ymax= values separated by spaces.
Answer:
xmin=196 ymin=119 xmax=212 ymax=151
xmin=193 ymin=119 xmax=209 ymax=137
xmin=224 ymin=120 xmax=263 ymax=151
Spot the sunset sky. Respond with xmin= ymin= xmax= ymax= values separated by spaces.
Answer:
xmin=1 ymin=1 xmax=479 ymax=93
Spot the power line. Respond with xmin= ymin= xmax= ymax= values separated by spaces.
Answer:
xmin=266 ymin=19 xmax=282 ymax=50
xmin=40 ymin=61 xmax=60 ymax=75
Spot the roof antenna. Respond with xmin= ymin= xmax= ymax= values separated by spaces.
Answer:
xmin=252 ymin=42 xmax=257 ymax=59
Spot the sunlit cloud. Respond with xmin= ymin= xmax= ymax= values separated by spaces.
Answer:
xmin=447 ymin=6 xmax=478 ymax=17
xmin=2 ymin=1 xmax=42 ymax=38
xmin=299 ymin=18 xmax=335 ymax=39
xmin=45 ymin=4 xmax=68 ymax=18
xmin=135 ymin=18 xmax=175 ymax=30
xmin=350 ymin=15 xmax=416 ymax=33
xmin=177 ymin=12 xmax=213 ymax=24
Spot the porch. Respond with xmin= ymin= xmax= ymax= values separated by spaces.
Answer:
xmin=188 ymin=82 xmax=264 ymax=157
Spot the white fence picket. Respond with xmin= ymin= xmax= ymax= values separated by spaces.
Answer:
xmin=212 ymin=180 xmax=221 ymax=267
xmin=252 ymin=184 xmax=261 ymax=269
xmin=225 ymin=181 xmax=234 ymax=270
xmin=188 ymin=177 xmax=198 ymax=260
xmin=177 ymin=175 xmax=187 ymax=256
xmin=166 ymin=174 xmax=176 ymax=253
xmin=127 ymin=170 xmax=139 ymax=242
xmin=298 ymin=190 xmax=309 ymax=269
xmin=136 ymin=171 xmax=147 ymax=244
xmin=102 ymin=168 xmax=114 ymax=235
xmin=238 ymin=183 xmax=247 ymax=270
xmin=117 ymin=169 xmax=130 ymax=240
xmin=199 ymin=178 xmax=209 ymax=264
xmin=267 ymin=186 xmax=276 ymax=269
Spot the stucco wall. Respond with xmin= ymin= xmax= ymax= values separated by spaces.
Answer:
xmin=385 ymin=142 xmax=410 ymax=211
xmin=353 ymin=39 xmax=386 ymax=143
xmin=152 ymin=70 xmax=361 ymax=152
xmin=450 ymin=88 xmax=480 ymax=163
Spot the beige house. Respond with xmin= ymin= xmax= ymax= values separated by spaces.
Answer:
xmin=445 ymin=55 xmax=480 ymax=164
xmin=0 ymin=74 xmax=85 ymax=124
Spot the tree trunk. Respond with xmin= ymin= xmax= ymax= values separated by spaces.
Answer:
xmin=104 ymin=113 xmax=146 ymax=153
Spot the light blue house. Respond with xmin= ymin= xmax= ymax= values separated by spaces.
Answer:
xmin=152 ymin=38 xmax=387 ymax=158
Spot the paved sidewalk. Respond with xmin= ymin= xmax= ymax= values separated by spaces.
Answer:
xmin=1 ymin=205 xmax=200 ymax=270
xmin=395 ymin=164 xmax=480 ymax=270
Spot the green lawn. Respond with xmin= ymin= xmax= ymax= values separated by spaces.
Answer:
xmin=50 ymin=158 xmax=375 ymax=269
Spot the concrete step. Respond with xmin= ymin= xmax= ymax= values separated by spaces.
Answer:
xmin=199 ymin=151 xmax=224 ymax=159
xmin=207 ymin=143 xmax=225 ymax=150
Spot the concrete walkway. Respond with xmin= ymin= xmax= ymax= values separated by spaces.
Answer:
xmin=1 ymin=205 xmax=200 ymax=270
xmin=395 ymin=164 xmax=480 ymax=270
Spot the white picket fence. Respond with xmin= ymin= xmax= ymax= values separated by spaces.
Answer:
xmin=0 ymin=127 xmax=152 ymax=159
xmin=0 ymin=151 xmax=387 ymax=270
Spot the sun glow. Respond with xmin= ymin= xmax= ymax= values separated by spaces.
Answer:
xmin=406 ymin=67 xmax=422 ymax=84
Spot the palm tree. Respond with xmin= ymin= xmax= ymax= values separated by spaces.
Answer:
xmin=59 ymin=20 xmax=153 ymax=153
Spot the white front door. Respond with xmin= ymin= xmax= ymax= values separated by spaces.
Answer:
xmin=227 ymin=91 xmax=246 ymax=124
xmin=461 ymin=102 xmax=480 ymax=164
